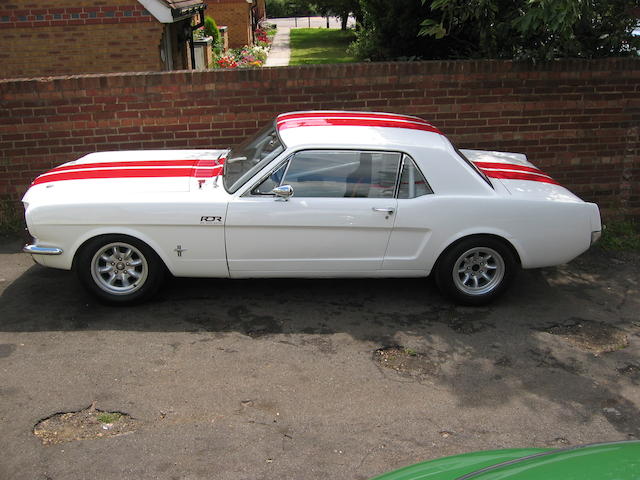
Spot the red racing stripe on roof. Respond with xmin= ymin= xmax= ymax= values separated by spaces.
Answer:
xmin=278 ymin=111 xmax=434 ymax=124
xmin=276 ymin=112 xmax=442 ymax=134
xmin=278 ymin=117 xmax=442 ymax=134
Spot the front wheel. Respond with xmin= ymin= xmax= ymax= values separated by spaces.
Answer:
xmin=75 ymin=235 xmax=165 ymax=304
xmin=434 ymin=237 xmax=518 ymax=305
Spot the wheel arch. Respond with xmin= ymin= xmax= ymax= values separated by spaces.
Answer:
xmin=71 ymin=228 xmax=172 ymax=274
xmin=433 ymin=232 xmax=523 ymax=274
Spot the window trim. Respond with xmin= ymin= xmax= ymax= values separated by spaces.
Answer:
xmin=247 ymin=156 xmax=293 ymax=197
xmin=396 ymin=154 xmax=434 ymax=199
xmin=223 ymin=119 xmax=286 ymax=194
xmin=453 ymin=146 xmax=494 ymax=189
xmin=247 ymin=148 xmax=406 ymax=200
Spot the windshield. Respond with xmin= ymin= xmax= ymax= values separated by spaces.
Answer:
xmin=223 ymin=121 xmax=284 ymax=193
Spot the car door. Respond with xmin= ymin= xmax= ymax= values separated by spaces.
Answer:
xmin=381 ymin=155 xmax=437 ymax=272
xmin=225 ymin=149 xmax=401 ymax=276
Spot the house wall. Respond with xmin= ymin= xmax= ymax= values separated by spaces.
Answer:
xmin=1 ymin=59 xmax=638 ymax=219
xmin=0 ymin=1 xmax=164 ymax=79
xmin=205 ymin=0 xmax=252 ymax=48
xmin=255 ymin=0 xmax=266 ymax=21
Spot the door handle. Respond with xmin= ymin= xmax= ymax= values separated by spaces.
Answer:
xmin=372 ymin=207 xmax=395 ymax=214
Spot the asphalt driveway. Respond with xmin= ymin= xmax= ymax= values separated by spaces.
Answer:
xmin=0 ymin=234 xmax=638 ymax=480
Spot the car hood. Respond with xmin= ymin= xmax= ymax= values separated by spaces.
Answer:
xmin=23 ymin=150 xmax=228 ymax=202
xmin=371 ymin=441 xmax=640 ymax=480
xmin=461 ymin=149 xmax=582 ymax=203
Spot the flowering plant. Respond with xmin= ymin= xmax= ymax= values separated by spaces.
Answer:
xmin=216 ymin=55 xmax=238 ymax=68
xmin=193 ymin=26 xmax=206 ymax=40
xmin=255 ymin=28 xmax=269 ymax=44
xmin=215 ymin=45 xmax=270 ymax=69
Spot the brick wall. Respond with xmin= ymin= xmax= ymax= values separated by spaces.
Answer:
xmin=0 ymin=2 xmax=164 ymax=78
xmin=1 ymin=59 xmax=638 ymax=219
xmin=205 ymin=1 xmax=252 ymax=48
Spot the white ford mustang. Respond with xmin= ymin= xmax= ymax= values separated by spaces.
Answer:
xmin=22 ymin=111 xmax=601 ymax=305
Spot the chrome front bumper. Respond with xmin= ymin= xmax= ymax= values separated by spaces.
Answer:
xmin=23 ymin=244 xmax=63 ymax=255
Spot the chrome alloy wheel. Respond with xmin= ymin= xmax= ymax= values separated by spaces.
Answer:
xmin=90 ymin=242 xmax=148 ymax=295
xmin=452 ymin=247 xmax=505 ymax=296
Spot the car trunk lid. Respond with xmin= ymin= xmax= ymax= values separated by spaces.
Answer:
xmin=461 ymin=149 xmax=583 ymax=203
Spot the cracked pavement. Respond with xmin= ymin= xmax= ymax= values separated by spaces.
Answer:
xmin=0 ymin=234 xmax=638 ymax=479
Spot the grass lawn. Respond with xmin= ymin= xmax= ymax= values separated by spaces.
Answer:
xmin=289 ymin=28 xmax=357 ymax=65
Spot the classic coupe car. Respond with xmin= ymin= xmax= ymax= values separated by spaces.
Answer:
xmin=370 ymin=441 xmax=640 ymax=480
xmin=22 ymin=111 xmax=601 ymax=304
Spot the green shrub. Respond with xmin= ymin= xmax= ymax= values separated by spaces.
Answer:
xmin=599 ymin=220 xmax=640 ymax=251
xmin=204 ymin=16 xmax=221 ymax=46
xmin=0 ymin=200 xmax=23 ymax=234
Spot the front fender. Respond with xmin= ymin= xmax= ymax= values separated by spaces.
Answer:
xmin=70 ymin=227 xmax=175 ymax=274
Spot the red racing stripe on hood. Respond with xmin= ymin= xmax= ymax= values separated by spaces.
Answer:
xmin=32 ymin=158 xmax=225 ymax=186
xmin=45 ymin=159 xmax=206 ymax=173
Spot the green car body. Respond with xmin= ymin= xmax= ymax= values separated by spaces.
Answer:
xmin=371 ymin=441 xmax=640 ymax=480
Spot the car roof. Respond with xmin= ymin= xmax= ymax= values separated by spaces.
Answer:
xmin=275 ymin=111 xmax=449 ymax=151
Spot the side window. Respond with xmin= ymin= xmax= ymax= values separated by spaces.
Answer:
xmin=397 ymin=156 xmax=433 ymax=199
xmin=280 ymin=150 xmax=401 ymax=198
xmin=252 ymin=162 xmax=287 ymax=195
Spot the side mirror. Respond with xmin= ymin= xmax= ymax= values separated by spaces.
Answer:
xmin=272 ymin=185 xmax=294 ymax=201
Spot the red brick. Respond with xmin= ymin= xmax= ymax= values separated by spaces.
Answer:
xmin=1 ymin=58 xmax=639 ymax=220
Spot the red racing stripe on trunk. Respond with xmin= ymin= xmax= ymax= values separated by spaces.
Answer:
xmin=472 ymin=161 xmax=548 ymax=176
xmin=479 ymin=169 xmax=561 ymax=185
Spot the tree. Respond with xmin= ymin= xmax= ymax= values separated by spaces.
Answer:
xmin=510 ymin=0 xmax=640 ymax=59
xmin=350 ymin=0 xmax=639 ymax=60
xmin=419 ymin=0 xmax=640 ymax=60
xmin=265 ymin=0 xmax=317 ymax=17
xmin=312 ymin=0 xmax=361 ymax=30
xmin=348 ymin=0 xmax=436 ymax=60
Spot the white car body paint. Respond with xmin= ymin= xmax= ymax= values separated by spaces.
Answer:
xmin=23 ymin=111 xmax=601 ymax=283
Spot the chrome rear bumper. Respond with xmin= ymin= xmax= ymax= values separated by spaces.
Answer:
xmin=23 ymin=244 xmax=63 ymax=255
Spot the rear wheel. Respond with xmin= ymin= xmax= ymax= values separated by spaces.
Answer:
xmin=435 ymin=237 xmax=518 ymax=305
xmin=75 ymin=235 xmax=164 ymax=304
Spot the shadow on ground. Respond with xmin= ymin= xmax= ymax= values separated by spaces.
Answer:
xmin=2 ymin=246 xmax=639 ymax=443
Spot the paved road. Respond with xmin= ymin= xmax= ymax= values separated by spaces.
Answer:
xmin=1 ymin=234 xmax=638 ymax=479
xmin=268 ymin=16 xmax=356 ymax=30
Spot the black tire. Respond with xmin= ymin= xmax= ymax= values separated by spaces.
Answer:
xmin=74 ymin=234 xmax=165 ymax=304
xmin=434 ymin=236 xmax=518 ymax=306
